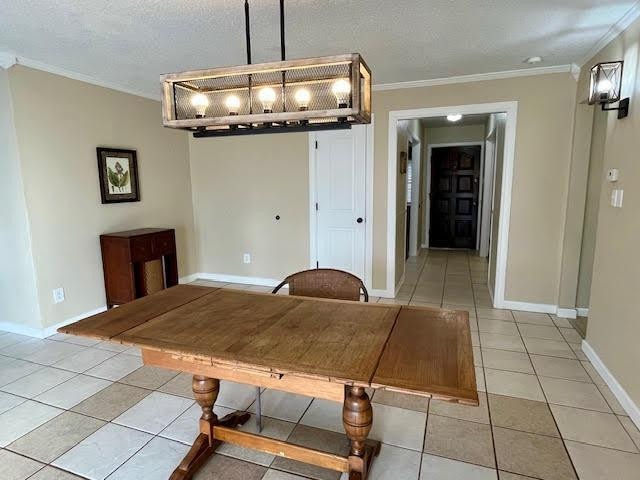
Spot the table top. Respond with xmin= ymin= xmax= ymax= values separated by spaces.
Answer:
xmin=61 ymin=285 xmax=478 ymax=405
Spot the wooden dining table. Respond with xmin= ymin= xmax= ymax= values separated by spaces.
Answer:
xmin=60 ymin=284 xmax=478 ymax=480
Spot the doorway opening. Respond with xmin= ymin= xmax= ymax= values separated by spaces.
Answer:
xmin=388 ymin=103 xmax=517 ymax=308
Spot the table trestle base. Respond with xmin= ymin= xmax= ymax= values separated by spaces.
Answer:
xmin=170 ymin=375 xmax=380 ymax=480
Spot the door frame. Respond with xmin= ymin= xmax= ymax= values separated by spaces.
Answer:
xmin=479 ymin=125 xmax=497 ymax=258
xmin=424 ymin=142 xmax=485 ymax=250
xmin=407 ymin=136 xmax=422 ymax=258
xmin=308 ymin=117 xmax=375 ymax=291
xmin=388 ymin=102 xmax=517 ymax=308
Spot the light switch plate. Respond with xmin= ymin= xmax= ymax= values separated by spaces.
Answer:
xmin=610 ymin=189 xmax=624 ymax=208
xmin=52 ymin=287 xmax=65 ymax=304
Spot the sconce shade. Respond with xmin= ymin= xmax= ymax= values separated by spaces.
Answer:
xmin=161 ymin=54 xmax=371 ymax=136
xmin=589 ymin=61 xmax=623 ymax=105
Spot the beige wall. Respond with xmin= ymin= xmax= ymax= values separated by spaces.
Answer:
xmin=425 ymin=124 xmax=486 ymax=145
xmin=575 ymin=109 xmax=606 ymax=307
xmin=188 ymin=133 xmax=309 ymax=282
xmin=0 ymin=69 xmax=41 ymax=331
xmin=3 ymin=65 xmax=580 ymax=332
xmin=8 ymin=66 xmax=197 ymax=329
xmin=373 ymin=74 xmax=578 ymax=302
xmin=580 ymin=15 xmax=640 ymax=406
xmin=188 ymin=73 xmax=577 ymax=303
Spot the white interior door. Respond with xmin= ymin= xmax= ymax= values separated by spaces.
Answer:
xmin=314 ymin=128 xmax=366 ymax=279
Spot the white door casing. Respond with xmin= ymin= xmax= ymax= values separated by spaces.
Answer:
xmin=479 ymin=128 xmax=496 ymax=257
xmin=312 ymin=128 xmax=367 ymax=280
xmin=388 ymin=102 xmax=518 ymax=305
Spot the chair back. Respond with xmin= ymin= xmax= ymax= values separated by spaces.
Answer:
xmin=272 ymin=268 xmax=369 ymax=302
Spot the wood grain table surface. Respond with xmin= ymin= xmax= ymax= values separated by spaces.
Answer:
xmin=61 ymin=284 xmax=478 ymax=405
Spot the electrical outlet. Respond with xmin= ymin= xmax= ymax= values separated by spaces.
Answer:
xmin=243 ymin=253 xmax=251 ymax=264
xmin=52 ymin=287 xmax=65 ymax=304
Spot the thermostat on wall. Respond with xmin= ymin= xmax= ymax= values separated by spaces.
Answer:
xmin=607 ymin=169 xmax=619 ymax=182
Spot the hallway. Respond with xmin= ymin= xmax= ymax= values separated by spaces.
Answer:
xmin=385 ymin=250 xmax=492 ymax=312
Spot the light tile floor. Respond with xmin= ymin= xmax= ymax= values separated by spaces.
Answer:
xmin=1 ymin=250 xmax=640 ymax=479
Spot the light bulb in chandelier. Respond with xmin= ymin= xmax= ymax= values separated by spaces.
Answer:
xmin=190 ymin=93 xmax=209 ymax=118
xmin=332 ymin=79 xmax=351 ymax=108
xmin=259 ymin=87 xmax=277 ymax=112
xmin=294 ymin=88 xmax=311 ymax=110
xmin=225 ymin=95 xmax=241 ymax=115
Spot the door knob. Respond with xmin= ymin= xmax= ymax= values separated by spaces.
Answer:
xmin=356 ymin=217 xmax=363 ymax=223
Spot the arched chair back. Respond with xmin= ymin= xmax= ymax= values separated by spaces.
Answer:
xmin=272 ymin=268 xmax=369 ymax=302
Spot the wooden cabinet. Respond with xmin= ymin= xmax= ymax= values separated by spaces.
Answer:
xmin=100 ymin=228 xmax=178 ymax=308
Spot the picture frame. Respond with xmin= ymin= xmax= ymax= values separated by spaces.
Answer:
xmin=399 ymin=151 xmax=408 ymax=174
xmin=96 ymin=148 xmax=140 ymax=204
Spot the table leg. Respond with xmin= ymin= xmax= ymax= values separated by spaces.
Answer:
xmin=343 ymin=386 xmax=381 ymax=479
xmin=170 ymin=376 xmax=250 ymax=480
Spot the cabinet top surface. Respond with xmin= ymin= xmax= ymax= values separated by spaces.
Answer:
xmin=59 ymin=285 xmax=478 ymax=405
xmin=101 ymin=228 xmax=173 ymax=238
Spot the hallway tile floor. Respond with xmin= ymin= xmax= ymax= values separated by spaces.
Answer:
xmin=1 ymin=250 xmax=639 ymax=479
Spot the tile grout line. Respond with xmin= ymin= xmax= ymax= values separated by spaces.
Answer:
xmin=4 ymin=252 xmax=636 ymax=479
xmin=518 ymin=312 xmax=582 ymax=480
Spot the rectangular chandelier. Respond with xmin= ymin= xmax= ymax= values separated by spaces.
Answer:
xmin=161 ymin=53 xmax=372 ymax=137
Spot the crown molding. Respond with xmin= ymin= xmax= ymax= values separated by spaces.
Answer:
xmin=372 ymin=64 xmax=574 ymax=91
xmin=0 ymin=52 xmax=17 ymax=69
xmin=579 ymin=1 xmax=640 ymax=66
xmin=14 ymin=54 xmax=576 ymax=100
xmin=570 ymin=63 xmax=581 ymax=81
xmin=16 ymin=56 xmax=161 ymax=101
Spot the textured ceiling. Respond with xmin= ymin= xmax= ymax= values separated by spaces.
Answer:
xmin=0 ymin=0 xmax=636 ymax=98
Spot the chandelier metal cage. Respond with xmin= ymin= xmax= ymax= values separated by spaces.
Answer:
xmin=588 ymin=61 xmax=629 ymax=119
xmin=161 ymin=1 xmax=372 ymax=137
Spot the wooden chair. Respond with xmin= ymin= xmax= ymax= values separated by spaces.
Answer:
xmin=253 ymin=269 xmax=369 ymax=430
xmin=271 ymin=268 xmax=369 ymax=302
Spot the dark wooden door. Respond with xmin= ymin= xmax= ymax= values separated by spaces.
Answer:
xmin=429 ymin=146 xmax=480 ymax=249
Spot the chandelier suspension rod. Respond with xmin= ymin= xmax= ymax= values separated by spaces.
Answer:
xmin=244 ymin=0 xmax=286 ymax=64
xmin=280 ymin=0 xmax=286 ymax=61
xmin=244 ymin=0 xmax=252 ymax=64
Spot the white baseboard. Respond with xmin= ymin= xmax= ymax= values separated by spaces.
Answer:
xmin=0 ymin=306 xmax=107 ymax=339
xmin=500 ymin=300 xmax=557 ymax=314
xmin=369 ymin=288 xmax=393 ymax=298
xmin=189 ymin=272 xmax=393 ymax=298
xmin=0 ymin=321 xmax=46 ymax=338
xmin=576 ymin=307 xmax=589 ymax=317
xmin=582 ymin=340 xmax=640 ymax=429
xmin=394 ymin=273 xmax=406 ymax=297
xmin=193 ymin=272 xmax=283 ymax=288
xmin=179 ymin=273 xmax=200 ymax=284
xmin=556 ymin=307 xmax=578 ymax=319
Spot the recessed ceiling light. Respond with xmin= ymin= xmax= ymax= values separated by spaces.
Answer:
xmin=524 ymin=56 xmax=543 ymax=64
xmin=447 ymin=114 xmax=463 ymax=122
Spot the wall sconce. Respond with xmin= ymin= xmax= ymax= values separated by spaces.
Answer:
xmin=588 ymin=61 xmax=629 ymax=119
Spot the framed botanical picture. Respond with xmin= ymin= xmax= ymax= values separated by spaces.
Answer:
xmin=96 ymin=148 xmax=140 ymax=204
